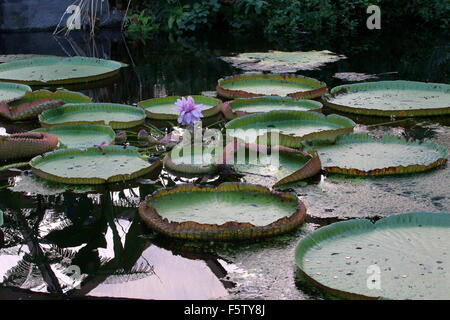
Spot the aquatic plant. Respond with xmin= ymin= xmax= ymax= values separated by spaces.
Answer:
xmin=0 ymin=132 xmax=58 ymax=160
xmin=323 ymin=81 xmax=450 ymax=117
xmin=304 ymin=133 xmax=448 ymax=176
xmin=217 ymin=73 xmax=328 ymax=100
xmin=139 ymin=182 xmax=307 ymax=241
xmin=30 ymin=146 xmax=162 ymax=185
xmin=295 ymin=212 xmax=450 ymax=299
xmin=173 ymin=96 xmax=206 ymax=127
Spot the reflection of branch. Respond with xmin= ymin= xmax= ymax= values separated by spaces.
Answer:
xmin=12 ymin=210 xmax=64 ymax=295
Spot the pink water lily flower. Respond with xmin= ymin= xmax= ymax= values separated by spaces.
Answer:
xmin=173 ymin=96 xmax=206 ymax=127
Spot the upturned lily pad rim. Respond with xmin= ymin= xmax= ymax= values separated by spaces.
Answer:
xmin=0 ymin=81 xmax=32 ymax=103
xmin=0 ymin=132 xmax=59 ymax=160
xmin=295 ymin=211 xmax=450 ymax=300
xmin=9 ymin=88 xmax=92 ymax=106
xmin=5 ymin=89 xmax=92 ymax=121
xmin=323 ymin=80 xmax=450 ymax=117
xmin=30 ymin=146 xmax=160 ymax=185
xmin=223 ymin=142 xmax=322 ymax=187
xmin=225 ymin=110 xmax=356 ymax=148
xmin=38 ymin=103 xmax=146 ymax=129
xmin=163 ymin=145 xmax=219 ymax=176
xmin=220 ymin=96 xmax=323 ymax=120
xmin=216 ymin=73 xmax=328 ymax=100
xmin=138 ymin=182 xmax=307 ymax=241
xmin=305 ymin=133 xmax=448 ymax=176
xmin=138 ymin=95 xmax=222 ymax=120
xmin=0 ymin=56 xmax=128 ymax=85
xmin=33 ymin=124 xmax=116 ymax=149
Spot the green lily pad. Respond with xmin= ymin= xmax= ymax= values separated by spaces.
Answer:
xmin=225 ymin=143 xmax=321 ymax=187
xmin=323 ymin=81 xmax=450 ymax=117
xmin=33 ymin=124 xmax=115 ymax=149
xmin=221 ymin=50 xmax=346 ymax=72
xmin=138 ymin=95 xmax=221 ymax=120
xmin=220 ymin=96 xmax=322 ymax=120
xmin=4 ymin=89 xmax=92 ymax=120
xmin=0 ymin=82 xmax=31 ymax=103
xmin=305 ymin=133 xmax=448 ymax=176
xmin=295 ymin=212 xmax=450 ymax=300
xmin=0 ymin=54 xmax=57 ymax=64
xmin=217 ymin=74 xmax=327 ymax=100
xmin=9 ymin=89 xmax=91 ymax=106
xmin=30 ymin=146 xmax=160 ymax=185
xmin=163 ymin=145 xmax=219 ymax=176
xmin=225 ymin=110 xmax=355 ymax=148
xmin=0 ymin=56 xmax=127 ymax=85
xmin=138 ymin=182 xmax=306 ymax=241
xmin=39 ymin=103 xmax=146 ymax=129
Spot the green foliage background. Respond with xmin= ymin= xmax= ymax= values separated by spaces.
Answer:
xmin=121 ymin=0 xmax=450 ymax=40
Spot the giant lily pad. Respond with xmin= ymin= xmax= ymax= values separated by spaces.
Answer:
xmin=295 ymin=212 xmax=450 ymax=300
xmin=217 ymin=74 xmax=327 ymax=100
xmin=1 ymin=89 xmax=92 ymax=120
xmin=30 ymin=146 xmax=160 ymax=184
xmin=0 ymin=82 xmax=31 ymax=103
xmin=0 ymin=54 xmax=56 ymax=64
xmin=225 ymin=110 xmax=355 ymax=148
xmin=33 ymin=124 xmax=115 ymax=149
xmin=220 ymin=96 xmax=322 ymax=120
xmin=224 ymin=143 xmax=321 ymax=187
xmin=0 ymin=56 xmax=127 ymax=85
xmin=39 ymin=103 xmax=146 ymax=129
xmin=323 ymin=81 xmax=450 ymax=117
xmin=0 ymin=132 xmax=58 ymax=160
xmin=163 ymin=145 xmax=219 ymax=176
xmin=138 ymin=182 xmax=306 ymax=241
xmin=138 ymin=95 xmax=221 ymax=120
xmin=305 ymin=133 xmax=448 ymax=176
xmin=221 ymin=50 xmax=346 ymax=73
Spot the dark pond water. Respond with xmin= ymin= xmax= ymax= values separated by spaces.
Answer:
xmin=0 ymin=29 xmax=449 ymax=299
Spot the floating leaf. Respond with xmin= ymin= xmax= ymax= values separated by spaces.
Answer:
xmin=220 ymin=96 xmax=322 ymax=120
xmin=221 ymin=50 xmax=346 ymax=72
xmin=163 ymin=145 xmax=219 ymax=176
xmin=0 ymin=54 xmax=56 ymax=64
xmin=225 ymin=143 xmax=321 ymax=187
xmin=33 ymin=124 xmax=116 ymax=149
xmin=323 ymin=81 xmax=450 ymax=117
xmin=138 ymin=95 xmax=221 ymax=120
xmin=295 ymin=212 xmax=450 ymax=299
xmin=139 ymin=182 xmax=306 ymax=241
xmin=0 ymin=56 xmax=127 ymax=85
xmin=0 ymin=132 xmax=58 ymax=160
xmin=0 ymin=81 xmax=31 ymax=103
xmin=305 ymin=133 xmax=448 ymax=176
xmin=225 ymin=110 xmax=355 ymax=148
xmin=5 ymin=89 xmax=92 ymax=120
xmin=39 ymin=103 xmax=146 ymax=129
xmin=333 ymin=72 xmax=379 ymax=82
xmin=30 ymin=146 xmax=161 ymax=185
xmin=217 ymin=74 xmax=327 ymax=100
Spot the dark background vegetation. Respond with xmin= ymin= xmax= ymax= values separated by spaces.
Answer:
xmin=115 ymin=0 xmax=450 ymax=42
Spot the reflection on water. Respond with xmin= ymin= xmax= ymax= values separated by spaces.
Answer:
xmin=0 ymin=28 xmax=449 ymax=299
